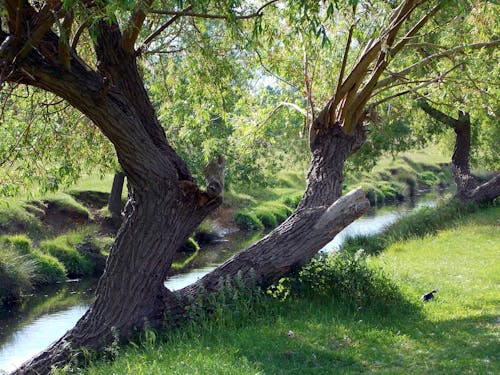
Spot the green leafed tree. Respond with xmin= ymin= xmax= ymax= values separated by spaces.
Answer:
xmin=0 ymin=1 xmax=498 ymax=373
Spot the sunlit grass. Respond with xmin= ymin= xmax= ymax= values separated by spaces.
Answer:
xmin=81 ymin=205 xmax=499 ymax=374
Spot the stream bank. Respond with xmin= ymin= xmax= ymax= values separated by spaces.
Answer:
xmin=0 ymin=191 xmax=448 ymax=372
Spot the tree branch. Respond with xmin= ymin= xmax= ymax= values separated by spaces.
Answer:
xmin=122 ymin=0 xmax=153 ymax=53
xmin=376 ymin=40 xmax=500 ymax=89
xmin=139 ymin=5 xmax=192 ymax=54
xmin=390 ymin=4 xmax=441 ymax=56
xmin=151 ymin=0 xmax=280 ymax=20
xmin=417 ymin=99 xmax=457 ymax=127
xmin=370 ymin=63 xmax=462 ymax=108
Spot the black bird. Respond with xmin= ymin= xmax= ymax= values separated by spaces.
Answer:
xmin=421 ymin=289 xmax=438 ymax=302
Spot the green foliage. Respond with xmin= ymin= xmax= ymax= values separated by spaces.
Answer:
xmin=30 ymin=250 xmax=67 ymax=284
xmin=83 ymin=205 xmax=499 ymax=375
xmin=269 ymin=251 xmax=411 ymax=313
xmin=0 ymin=247 xmax=35 ymax=307
xmin=281 ymin=191 xmax=302 ymax=208
xmin=345 ymin=154 xmax=452 ymax=205
xmin=41 ymin=235 xmax=94 ymax=278
xmin=417 ymin=170 xmax=439 ymax=187
xmin=234 ymin=210 xmax=264 ymax=230
xmin=1 ymin=234 xmax=66 ymax=285
xmin=45 ymin=194 xmax=91 ymax=219
xmin=0 ymin=199 xmax=42 ymax=236
xmin=253 ymin=208 xmax=277 ymax=229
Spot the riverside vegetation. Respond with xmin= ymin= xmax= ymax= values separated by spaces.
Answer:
xmin=64 ymin=201 xmax=498 ymax=374
xmin=0 ymin=150 xmax=452 ymax=308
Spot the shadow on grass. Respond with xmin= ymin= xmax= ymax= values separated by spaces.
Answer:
xmin=189 ymin=297 xmax=498 ymax=374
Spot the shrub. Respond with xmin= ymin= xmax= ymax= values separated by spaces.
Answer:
xmin=264 ymin=202 xmax=292 ymax=222
xmin=282 ymin=192 xmax=302 ymax=209
xmin=254 ymin=209 xmax=277 ymax=229
xmin=30 ymin=250 xmax=67 ymax=284
xmin=269 ymin=252 xmax=414 ymax=313
xmin=41 ymin=241 xmax=93 ymax=278
xmin=417 ymin=170 xmax=439 ymax=187
xmin=0 ymin=200 xmax=42 ymax=236
xmin=235 ymin=211 xmax=264 ymax=230
xmin=2 ymin=235 xmax=67 ymax=285
xmin=1 ymin=234 xmax=33 ymax=254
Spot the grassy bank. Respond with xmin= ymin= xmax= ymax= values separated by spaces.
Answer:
xmin=233 ymin=149 xmax=453 ymax=232
xmin=76 ymin=204 xmax=499 ymax=374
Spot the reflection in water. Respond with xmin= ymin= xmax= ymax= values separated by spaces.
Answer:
xmin=0 ymin=280 xmax=96 ymax=373
xmin=0 ymin=305 xmax=88 ymax=373
xmin=323 ymin=194 xmax=438 ymax=252
xmin=0 ymin=193 xmax=444 ymax=372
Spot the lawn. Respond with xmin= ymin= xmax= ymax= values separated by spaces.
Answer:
xmin=79 ymin=205 xmax=499 ymax=374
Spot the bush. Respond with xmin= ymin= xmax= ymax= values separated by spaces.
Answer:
xmin=282 ymin=192 xmax=302 ymax=209
xmin=1 ymin=235 xmax=67 ymax=285
xmin=2 ymin=234 xmax=32 ymax=254
xmin=254 ymin=209 xmax=277 ymax=229
xmin=0 ymin=200 xmax=42 ymax=236
xmin=269 ymin=252 xmax=413 ymax=313
xmin=417 ymin=170 xmax=439 ymax=187
xmin=235 ymin=211 xmax=264 ymax=230
xmin=30 ymin=250 xmax=67 ymax=284
xmin=41 ymin=241 xmax=93 ymax=278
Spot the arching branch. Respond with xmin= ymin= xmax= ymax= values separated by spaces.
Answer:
xmin=122 ymin=0 xmax=153 ymax=53
xmin=151 ymin=0 xmax=280 ymax=20
xmin=138 ymin=5 xmax=192 ymax=54
xmin=376 ymin=40 xmax=500 ymax=90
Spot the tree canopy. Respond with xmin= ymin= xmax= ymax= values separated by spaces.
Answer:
xmin=0 ymin=1 xmax=499 ymax=373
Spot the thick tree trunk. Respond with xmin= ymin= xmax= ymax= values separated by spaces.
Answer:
xmin=108 ymin=171 xmax=125 ymax=220
xmin=15 ymin=187 xmax=219 ymax=374
xmin=169 ymin=120 xmax=369 ymax=314
xmin=2 ymin=8 xmax=370 ymax=373
xmin=418 ymin=101 xmax=500 ymax=203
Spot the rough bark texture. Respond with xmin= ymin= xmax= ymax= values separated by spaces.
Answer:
xmin=418 ymin=101 xmax=500 ymax=203
xmin=1 ymin=4 xmax=370 ymax=374
xmin=168 ymin=119 xmax=369 ymax=314
xmin=108 ymin=171 xmax=125 ymax=220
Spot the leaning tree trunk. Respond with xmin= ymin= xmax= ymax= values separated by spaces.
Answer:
xmin=418 ymin=101 xmax=500 ymax=203
xmin=169 ymin=112 xmax=370 ymax=314
xmin=2 ymin=8 xmax=370 ymax=374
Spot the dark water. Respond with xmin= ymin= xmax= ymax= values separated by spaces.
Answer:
xmin=0 ymin=192 xmax=444 ymax=372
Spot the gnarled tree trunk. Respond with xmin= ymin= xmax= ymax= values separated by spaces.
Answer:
xmin=2 ymin=4 xmax=370 ymax=374
xmin=418 ymin=101 xmax=500 ymax=203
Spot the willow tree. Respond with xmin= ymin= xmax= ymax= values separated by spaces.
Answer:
xmin=1 ymin=1 xmax=497 ymax=373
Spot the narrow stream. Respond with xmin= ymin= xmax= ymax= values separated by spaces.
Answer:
xmin=0 ymin=192 xmax=443 ymax=372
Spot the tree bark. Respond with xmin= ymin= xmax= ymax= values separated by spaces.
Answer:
xmin=168 ymin=119 xmax=369 ymax=317
xmin=2 ymin=5 xmax=369 ymax=374
xmin=108 ymin=171 xmax=125 ymax=220
xmin=418 ymin=100 xmax=500 ymax=203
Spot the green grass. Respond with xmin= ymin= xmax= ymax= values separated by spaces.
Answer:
xmin=233 ymin=170 xmax=304 ymax=231
xmin=1 ymin=234 xmax=67 ymax=285
xmin=342 ymin=199 xmax=484 ymax=255
xmin=40 ymin=230 xmax=103 ymax=278
xmin=44 ymin=193 xmax=91 ymax=219
xmin=79 ymin=205 xmax=499 ymax=375
xmin=0 ymin=198 xmax=43 ymax=237
xmin=344 ymin=148 xmax=454 ymax=206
